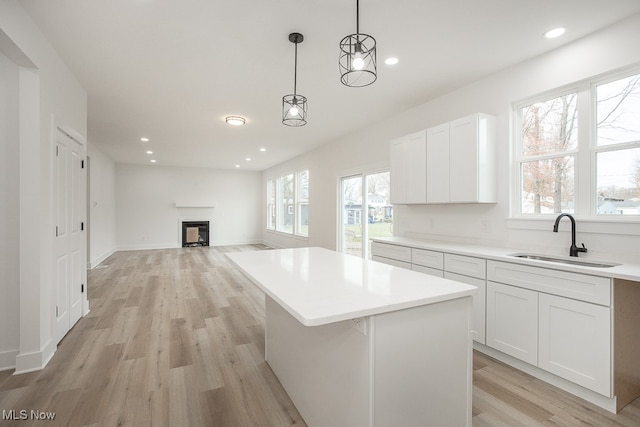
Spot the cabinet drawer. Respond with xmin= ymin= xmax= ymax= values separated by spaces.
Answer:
xmin=412 ymin=264 xmax=444 ymax=278
xmin=372 ymin=255 xmax=411 ymax=270
xmin=371 ymin=242 xmax=412 ymax=263
xmin=487 ymin=261 xmax=611 ymax=306
xmin=444 ymin=254 xmax=486 ymax=279
xmin=411 ymin=248 xmax=444 ymax=270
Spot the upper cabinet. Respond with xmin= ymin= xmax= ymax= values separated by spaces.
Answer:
xmin=391 ymin=113 xmax=497 ymax=205
xmin=448 ymin=113 xmax=497 ymax=203
xmin=390 ymin=130 xmax=427 ymax=204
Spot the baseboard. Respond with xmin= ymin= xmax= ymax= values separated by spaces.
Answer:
xmin=0 ymin=349 xmax=19 ymax=372
xmin=14 ymin=339 xmax=56 ymax=375
xmin=117 ymin=243 xmax=181 ymax=251
xmin=89 ymin=247 xmax=117 ymax=269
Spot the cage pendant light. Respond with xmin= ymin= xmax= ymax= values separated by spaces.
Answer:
xmin=282 ymin=32 xmax=308 ymax=127
xmin=339 ymin=0 xmax=377 ymax=87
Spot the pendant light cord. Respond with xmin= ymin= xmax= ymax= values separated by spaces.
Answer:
xmin=293 ymin=41 xmax=298 ymax=96
xmin=356 ymin=0 xmax=360 ymax=34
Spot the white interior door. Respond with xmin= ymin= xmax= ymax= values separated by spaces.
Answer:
xmin=54 ymin=127 xmax=85 ymax=343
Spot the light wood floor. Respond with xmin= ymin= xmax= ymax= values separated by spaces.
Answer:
xmin=0 ymin=245 xmax=639 ymax=427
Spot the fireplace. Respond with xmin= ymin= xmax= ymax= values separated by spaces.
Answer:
xmin=181 ymin=221 xmax=210 ymax=247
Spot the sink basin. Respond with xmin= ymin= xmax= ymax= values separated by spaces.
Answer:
xmin=509 ymin=253 xmax=620 ymax=268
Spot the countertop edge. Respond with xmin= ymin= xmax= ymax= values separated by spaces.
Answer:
xmin=371 ymin=237 xmax=640 ymax=281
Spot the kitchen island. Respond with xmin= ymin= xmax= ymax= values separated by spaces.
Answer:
xmin=226 ymin=247 xmax=477 ymax=427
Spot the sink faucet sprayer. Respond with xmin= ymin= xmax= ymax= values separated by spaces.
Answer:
xmin=553 ymin=213 xmax=587 ymax=257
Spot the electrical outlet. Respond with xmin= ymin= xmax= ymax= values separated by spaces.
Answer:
xmin=481 ymin=220 xmax=491 ymax=233
xmin=351 ymin=317 xmax=367 ymax=335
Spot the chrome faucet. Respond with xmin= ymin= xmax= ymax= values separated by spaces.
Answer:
xmin=553 ymin=213 xmax=587 ymax=257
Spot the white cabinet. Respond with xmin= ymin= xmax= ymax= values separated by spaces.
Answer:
xmin=486 ymin=260 xmax=613 ymax=396
xmin=390 ymin=130 xmax=427 ymax=204
xmin=411 ymin=248 xmax=444 ymax=278
xmin=444 ymin=254 xmax=487 ymax=344
xmin=425 ymin=113 xmax=496 ymax=204
xmin=486 ymin=281 xmax=538 ymax=365
xmin=538 ymin=293 xmax=611 ymax=397
xmin=446 ymin=272 xmax=486 ymax=344
xmin=450 ymin=114 xmax=496 ymax=203
xmin=426 ymin=123 xmax=449 ymax=203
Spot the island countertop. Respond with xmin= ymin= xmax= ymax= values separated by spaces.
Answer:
xmin=225 ymin=246 xmax=477 ymax=327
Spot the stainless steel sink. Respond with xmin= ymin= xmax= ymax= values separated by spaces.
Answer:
xmin=509 ymin=253 xmax=620 ymax=268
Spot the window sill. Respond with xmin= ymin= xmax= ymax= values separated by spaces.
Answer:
xmin=507 ymin=216 xmax=640 ymax=236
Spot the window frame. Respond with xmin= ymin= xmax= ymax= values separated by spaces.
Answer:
xmin=511 ymin=65 xmax=640 ymax=226
xmin=267 ymin=169 xmax=310 ymax=238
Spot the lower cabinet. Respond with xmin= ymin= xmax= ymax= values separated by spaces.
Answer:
xmin=446 ymin=272 xmax=486 ymax=344
xmin=486 ymin=281 xmax=538 ymax=365
xmin=538 ymin=293 xmax=611 ymax=396
xmin=486 ymin=280 xmax=612 ymax=397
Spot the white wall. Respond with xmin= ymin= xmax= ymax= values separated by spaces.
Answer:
xmin=88 ymin=144 xmax=117 ymax=267
xmin=116 ymin=164 xmax=262 ymax=249
xmin=0 ymin=49 xmax=20 ymax=369
xmin=0 ymin=0 xmax=87 ymax=372
xmin=263 ymin=13 xmax=640 ymax=264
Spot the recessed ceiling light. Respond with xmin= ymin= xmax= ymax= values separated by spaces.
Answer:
xmin=245 ymin=157 xmax=251 ymax=161
xmin=140 ymin=137 xmax=149 ymax=142
xmin=225 ymin=116 xmax=246 ymax=126
xmin=385 ymin=57 xmax=399 ymax=65
xmin=544 ymin=27 xmax=565 ymax=39
xmin=150 ymin=159 xmax=157 ymax=163
xmin=146 ymin=150 xmax=153 ymax=154
xmin=259 ymin=147 xmax=267 ymax=152
xmin=234 ymin=164 xmax=240 ymax=168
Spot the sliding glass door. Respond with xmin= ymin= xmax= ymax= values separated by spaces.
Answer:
xmin=340 ymin=171 xmax=393 ymax=258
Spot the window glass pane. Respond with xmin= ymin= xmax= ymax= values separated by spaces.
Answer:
xmin=266 ymin=179 xmax=275 ymax=230
xmin=365 ymin=172 xmax=392 ymax=258
xmin=596 ymin=73 xmax=640 ymax=146
xmin=522 ymin=93 xmax=578 ymax=156
xmin=296 ymin=170 xmax=309 ymax=236
xmin=596 ymin=148 xmax=640 ymax=215
xmin=341 ymin=176 xmax=363 ymax=257
xmin=521 ymin=156 xmax=574 ymax=214
xmin=277 ymin=173 xmax=294 ymax=233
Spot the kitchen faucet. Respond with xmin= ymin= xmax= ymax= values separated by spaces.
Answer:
xmin=553 ymin=213 xmax=587 ymax=257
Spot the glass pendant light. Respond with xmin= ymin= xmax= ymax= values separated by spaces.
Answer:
xmin=282 ymin=32 xmax=308 ymax=127
xmin=339 ymin=0 xmax=377 ymax=87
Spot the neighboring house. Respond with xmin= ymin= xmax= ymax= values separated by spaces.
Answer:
xmin=598 ymin=199 xmax=640 ymax=215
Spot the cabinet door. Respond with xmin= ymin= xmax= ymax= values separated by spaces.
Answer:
xmin=405 ymin=130 xmax=427 ymax=204
xmin=539 ymin=294 xmax=611 ymax=397
xmin=390 ymin=138 xmax=407 ymax=204
xmin=449 ymin=114 xmax=478 ymax=203
xmin=445 ymin=272 xmax=486 ymax=344
xmin=426 ymin=123 xmax=449 ymax=203
xmin=486 ymin=281 xmax=538 ymax=365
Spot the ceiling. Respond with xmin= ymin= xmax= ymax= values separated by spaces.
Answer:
xmin=20 ymin=0 xmax=640 ymax=171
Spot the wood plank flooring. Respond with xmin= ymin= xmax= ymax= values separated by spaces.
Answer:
xmin=0 ymin=245 xmax=639 ymax=426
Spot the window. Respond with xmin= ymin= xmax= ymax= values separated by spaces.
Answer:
xmin=514 ymin=68 xmax=640 ymax=218
xmin=276 ymin=173 xmax=294 ymax=233
xmin=339 ymin=171 xmax=393 ymax=258
xmin=266 ymin=179 xmax=275 ymax=230
xmin=268 ymin=169 xmax=309 ymax=236
xmin=296 ymin=170 xmax=309 ymax=237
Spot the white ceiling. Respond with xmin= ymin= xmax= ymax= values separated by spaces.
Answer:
xmin=20 ymin=0 xmax=640 ymax=171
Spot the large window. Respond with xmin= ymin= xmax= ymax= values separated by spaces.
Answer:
xmin=340 ymin=171 xmax=393 ymax=258
xmin=268 ymin=169 xmax=309 ymax=236
xmin=515 ymin=68 xmax=640 ymax=217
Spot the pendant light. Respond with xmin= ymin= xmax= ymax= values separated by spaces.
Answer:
xmin=282 ymin=32 xmax=307 ymax=127
xmin=339 ymin=0 xmax=377 ymax=87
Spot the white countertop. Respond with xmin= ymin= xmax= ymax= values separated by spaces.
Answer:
xmin=371 ymin=236 xmax=640 ymax=282
xmin=226 ymin=247 xmax=477 ymax=327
